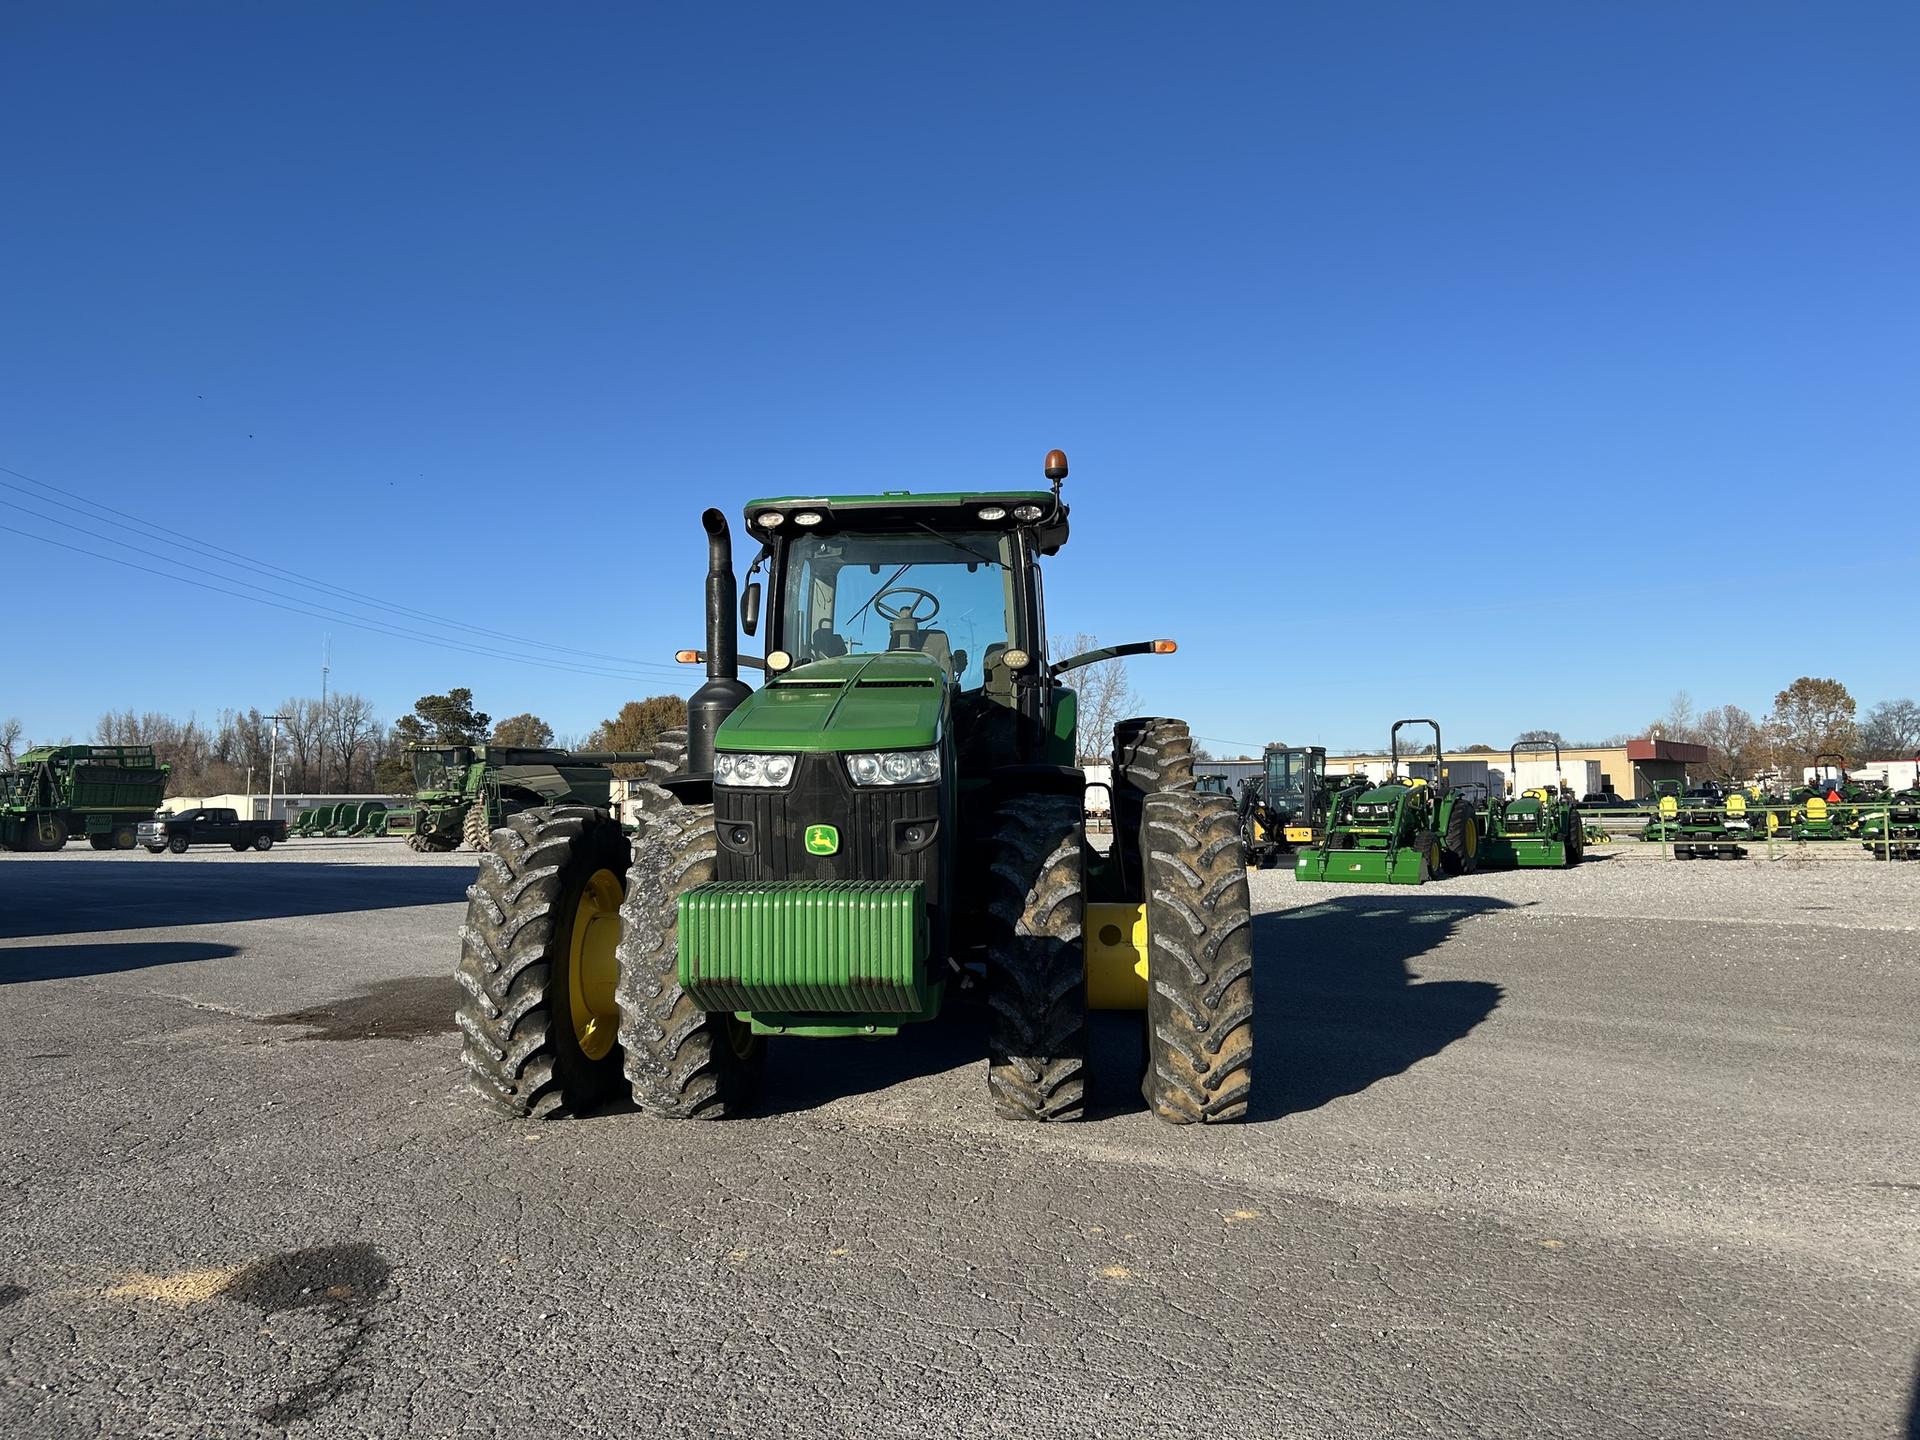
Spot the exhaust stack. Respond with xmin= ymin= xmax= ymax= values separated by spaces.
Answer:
xmin=687 ymin=508 xmax=752 ymax=776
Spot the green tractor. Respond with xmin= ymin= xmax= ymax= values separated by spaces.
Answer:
xmin=1478 ymin=741 xmax=1585 ymax=869
xmin=405 ymin=742 xmax=667 ymax=852
xmin=453 ymin=449 xmax=1253 ymax=1125
xmin=1293 ymin=719 xmax=1480 ymax=884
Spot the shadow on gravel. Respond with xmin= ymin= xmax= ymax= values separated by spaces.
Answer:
xmin=1245 ymin=894 xmax=1510 ymax=1121
xmin=0 ymin=939 xmax=240 ymax=983
xmin=0 ymin=862 xmax=473 ymax=940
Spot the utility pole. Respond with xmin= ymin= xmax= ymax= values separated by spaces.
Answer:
xmin=266 ymin=713 xmax=290 ymax=823
xmin=319 ymin=635 xmax=330 ymax=790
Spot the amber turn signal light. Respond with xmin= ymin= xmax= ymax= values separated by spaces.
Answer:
xmin=675 ymin=649 xmax=701 ymax=664
xmin=1150 ymin=639 xmax=1177 ymax=654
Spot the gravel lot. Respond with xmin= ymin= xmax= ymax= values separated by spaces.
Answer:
xmin=1 ymin=839 xmax=1916 ymax=1439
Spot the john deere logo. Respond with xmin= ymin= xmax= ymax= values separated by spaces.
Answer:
xmin=804 ymin=824 xmax=839 ymax=856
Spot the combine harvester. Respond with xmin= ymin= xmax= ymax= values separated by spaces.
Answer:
xmin=1294 ymin=719 xmax=1479 ymax=885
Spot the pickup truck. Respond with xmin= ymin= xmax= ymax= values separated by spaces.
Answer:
xmin=138 ymin=807 xmax=288 ymax=854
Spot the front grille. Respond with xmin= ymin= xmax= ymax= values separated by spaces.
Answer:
xmin=714 ymin=753 xmax=944 ymax=915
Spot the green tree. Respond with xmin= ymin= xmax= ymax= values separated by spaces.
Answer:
xmin=392 ymin=688 xmax=491 ymax=748
xmin=492 ymin=712 xmax=555 ymax=747
xmin=1512 ymin=729 xmax=1565 ymax=747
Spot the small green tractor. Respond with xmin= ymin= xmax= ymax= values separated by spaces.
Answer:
xmin=1478 ymin=741 xmax=1585 ymax=869
xmin=405 ymin=743 xmax=665 ymax=852
xmin=0 ymin=745 xmax=171 ymax=851
xmin=453 ymin=450 xmax=1253 ymax=1125
xmin=1293 ymin=719 xmax=1480 ymax=884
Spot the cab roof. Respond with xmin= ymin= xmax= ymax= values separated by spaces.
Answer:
xmin=742 ymin=490 xmax=1070 ymax=555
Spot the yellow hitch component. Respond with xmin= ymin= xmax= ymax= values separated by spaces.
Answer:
xmin=1283 ymin=825 xmax=1315 ymax=844
xmin=1085 ymin=902 xmax=1147 ymax=1010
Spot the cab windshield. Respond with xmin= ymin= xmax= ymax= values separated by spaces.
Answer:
xmin=413 ymin=752 xmax=453 ymax=791
xmin=779 ymin=531 xmax=1017 ymax=688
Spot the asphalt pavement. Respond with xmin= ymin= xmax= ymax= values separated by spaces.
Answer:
xmin=1 ymin=842 xmax=1915 ymax=1439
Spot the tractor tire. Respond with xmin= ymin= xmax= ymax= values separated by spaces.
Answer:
xmin=167 ymin=834 xmax=190 ymax=855
xmin=643 ymin=727 xmax=690 ymax=782
xmin=1566 ymin=815 xmax=1585 ymax=866
xmin=462 ymin=802 xmax=491 ymax=853
xmin=89 ymin=834 xmax=112 ymax=850
xmin=1439 ymin=799 xmax=1480 ymax=876
xmin=1112 ymin=717 xmax=1196 ymax=894
xmin=616 ymin=801 xmax=764 ymax=1119
xmin=455 ymin=806 xmax=633 ymax=1118
xmin=982 ymin=792 xmax=1087 ymax=1123
xmin=1140 ymin=791 xmax=1253 ymax=1124
xmin=112 ymin=825 xmax=137 ymax=850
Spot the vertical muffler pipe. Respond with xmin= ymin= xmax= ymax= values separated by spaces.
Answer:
xmin=687 ymin=508 xmax=751 ymax=776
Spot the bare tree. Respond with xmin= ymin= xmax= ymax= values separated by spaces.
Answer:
xmin=1696 ymin=703 xmax=1760 ymax=783
xmin=1859 ymin=698 xmax=1920 ymax=758
xmin=1648 ymin=691 xmax=1700 ymax=743
xmin=0 ymin=716 xmax=20 ymax=769
xmin=323 ymin=692 xmax=380 ymax=790
xmin=1050 ymin=632 xmax=1141 ymax=763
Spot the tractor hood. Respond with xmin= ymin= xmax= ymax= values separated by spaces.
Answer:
xmin=716 ymin=651 xmax=949 ymax=754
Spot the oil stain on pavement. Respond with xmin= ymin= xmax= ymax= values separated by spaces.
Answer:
xmin=258 ymin=975 xmax=458 ymax=1042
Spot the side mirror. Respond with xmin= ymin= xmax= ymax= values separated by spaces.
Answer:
xmin=740 ymin=581 xmax=761 ymax=636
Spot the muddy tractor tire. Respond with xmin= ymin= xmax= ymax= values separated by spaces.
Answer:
xmin=615 ymin=801 xmax=765 ymax=1120
xmin=1140 ymin=791 xmax=1254 ymax=1124
xmin=456 ymin=806 xmax=633 ymax=1118
xmin=462 ymin=802 xmax=491 ymax=853
xmin=983 ymin=792 xmax=1088 ymax=1123
xmin=1112 ymin=717 xmax=1196 ymax=895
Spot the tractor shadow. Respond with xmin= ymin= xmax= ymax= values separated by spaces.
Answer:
xmin=0 ymin=861 xmax=474 ymax=940
xmin=0 ymin=939 xmax=240 ymax=983
xmin=1241 ymin=893 xmax=1512 ymax=1121
xmin=748 ymin=1000 xmax=994 ymax=1118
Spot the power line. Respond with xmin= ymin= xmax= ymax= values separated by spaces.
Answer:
xmin=0 ymin=493 xmax=687 ymax=682
xmin=0 ymin=519 xmax=689 ymax=684
xmin=0 ymin=462 xmax=673 ymax=669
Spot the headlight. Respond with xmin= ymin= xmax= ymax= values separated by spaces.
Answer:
xmin=1011 ymin=504 xmax=1043 ymax=521
xmin=845 ymin=748 xmax=941 ymax=786
xmin=714 ymin=752 xmax=796 ymax=788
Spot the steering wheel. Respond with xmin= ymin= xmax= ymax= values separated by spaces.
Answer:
xmin=872 ymin=586 xmax=941 ymax=624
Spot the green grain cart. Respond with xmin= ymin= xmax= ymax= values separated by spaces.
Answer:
xmin=453 ymin=449 xmax=1253 ymax=1125
xmin=0 ymin=745 xmax=171 ymax=851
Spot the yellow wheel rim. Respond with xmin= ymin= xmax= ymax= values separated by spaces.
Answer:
xmin=568 ymin=868 xmax=624 ymax=1061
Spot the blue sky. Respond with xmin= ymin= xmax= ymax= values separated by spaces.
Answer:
xmin=4 ymin=3 xmax=1915 ymax=756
